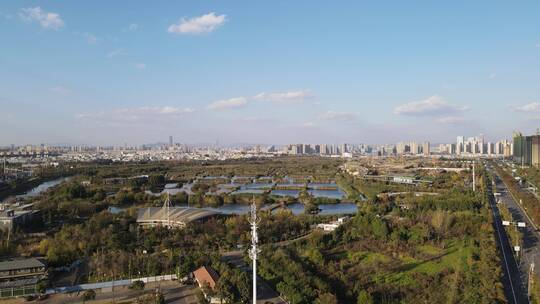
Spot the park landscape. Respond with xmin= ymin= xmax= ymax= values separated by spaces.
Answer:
xmin=0 ymin=156 xmax=525 ymax=303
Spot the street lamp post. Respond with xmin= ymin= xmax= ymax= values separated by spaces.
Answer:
xmin=502 ymin=220 xmax=526 ymax=261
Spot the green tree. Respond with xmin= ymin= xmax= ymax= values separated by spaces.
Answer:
xmin=156 ymin=291 xmax=165 ymax=304
xmin=129 ymin=280 xmax=145 ymax=291
xmin=82 ymin=289 xmax=96 ymax=303
xmin=304 ymin=202 xmax=319 ymax=215
xmin=195 ymin=289 xmax=210 ymax=304
xmin=36 ymin=280 xmax=47 ymax=294
xmin=357 ymin=290 xmax=374 ymax=304
xmin=315 ymin=293 xmax=338 ymax=304
xmin=371 ymin=217 xmax=388 ymax=239
xmin=148 ymin=174 xmax=166 ymax=188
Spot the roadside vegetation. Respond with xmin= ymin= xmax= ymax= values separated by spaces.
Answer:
xmin=258 ymin=166 xmax=506 ymax=303
xmin=494 ymin=163 xmax=540 ymax=226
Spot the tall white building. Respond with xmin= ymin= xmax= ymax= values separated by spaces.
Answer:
xmin=423 ymin=142 xmax=430 ymax=156
xmin=456 ymin=136 xmax=465 ymax=154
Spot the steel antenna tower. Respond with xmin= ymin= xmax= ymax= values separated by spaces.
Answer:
xmin=472 ymin=161 xmax=476 ymax=192
xmin=248 ymin=197 xmax=260 ymax=304
xmin=163 ymin=192 xmax=171 ymax=226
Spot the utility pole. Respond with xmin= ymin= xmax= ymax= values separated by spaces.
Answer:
xmin=164 ymin=192 xmax=171 ymax=227
xmin=472 ymin=161 xmax=476 ymax=192
xmin=112 ymin=269 xmax=116 ymax=304
xmin=529 ymin=262 xmax=535 ymax=299
xmin=248 ymin=197 xmax=260 ymax=304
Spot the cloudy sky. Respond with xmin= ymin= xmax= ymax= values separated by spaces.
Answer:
xmin=1 ymin=1 xmax=539 ymax=146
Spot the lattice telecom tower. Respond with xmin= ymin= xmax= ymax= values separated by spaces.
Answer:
xmin=248 ymin=198 xmax=260 ymax=304
xmin=163 ymin=192 xmax=172 ymax=226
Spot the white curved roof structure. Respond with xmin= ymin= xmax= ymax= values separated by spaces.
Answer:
xmin=137 ymin=207 xmax=221 ymax=228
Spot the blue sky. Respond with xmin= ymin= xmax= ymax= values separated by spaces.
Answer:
xmin=1 ymin=1 xmax=539 ymax=146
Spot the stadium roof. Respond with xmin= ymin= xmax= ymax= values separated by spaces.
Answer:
xmin=137 ymin=207 xmax=221 ymax=227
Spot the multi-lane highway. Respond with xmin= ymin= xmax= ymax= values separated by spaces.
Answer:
xmin=490 ymin=165 xmax=540 ymax=304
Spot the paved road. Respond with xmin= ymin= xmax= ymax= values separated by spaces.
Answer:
xmin=37 ymin=281 xmax=198 ymax=304
xmin=490 ymin=168 xmax=532 ymax=304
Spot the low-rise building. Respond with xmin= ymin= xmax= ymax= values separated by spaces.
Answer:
xmin=0 ymin=209 xmax=38 ymax=232
xmin=317 ymin=217 xmax=349 ymax=232
xmin=193 ymin=266 xmax=221 ymax=304
xmin=0 ymin=258 xmax=46 ymax=298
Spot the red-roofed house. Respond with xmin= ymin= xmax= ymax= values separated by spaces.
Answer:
xmin=193 ymin=266 xmax=221 ymax=303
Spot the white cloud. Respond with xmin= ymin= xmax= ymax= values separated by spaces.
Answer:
xmin=242 ymin=116 xmax=277 ymax=123
xmin=206 ymin=89 xmax=313 ymax=111
xmin=206 ymin=97 xmax=248 ymax=111
xmin=49 ymin=86 xmax=70 ymax=95
xmin=19 ymin=7 xmax=64 ymax=30
xmin=73 ymin=31 xmax=100 ymax=44
xmin=437 ymin=116 xmax=467 ymax=124
xmin=168 ymin=12 xmax=227 ymax=34
xmin=241 ymin=116 xmax=260 ymax=122
xmin=514 ymin=102 xmax=540 ymax=112
xmin=85 ymin=33 xmax=98 ymax=44
xmin=131 ymin=106 xmax=194 ymax=115
xmin=319 ymin=111 xmax=356 ymax=121
xmin=253 ymin=90 xmax=313 ymax=104
xmin=134 ymin=63 xmax=146 ymax=70
xmin=302 ymin=122 xmax=317 ymax=128
xmin=488 ymin=72 xmax=497 ymax=79
xmin=77 ymin=106 xmax=195 ymax=124
xmin=394 ymin=95 xmax=468 ymax=116
xmin=128 ymin=23 xmax=138 ymax=31
xmin=106 ymin=49 xmax=126 ymax=59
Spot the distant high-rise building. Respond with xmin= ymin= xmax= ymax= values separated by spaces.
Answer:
xmin=422 ymin=142 xmax=430 ymax=156
xmin=487 ymin=142 xmax=493 ymax=155
xmin=169 ymin=136 xmax=173 ymax=146
xmin=341 ymin=143 xmax=348 ymax=154
xmin=456 ymin=136 xmax=465 ymax=154
xmin=396 ymin=142 xmax=406 ymax=155
xmin=532 ymin=136 xmax=540 ymax=167
xmin=410 ymin=142 xmax=418 ymax=155
xmin=513 ymin=132 xmax=527 ymax=165
xmin=513 ymin=131 xmax=538 ymax=166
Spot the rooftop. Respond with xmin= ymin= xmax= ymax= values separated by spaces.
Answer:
xmin=193 ymin=266 xmax=220 ymax=290
xmin=137 ymin=207 xmax=221 ymax=226
xmin=0 ymin=258 xmax=45 ymax=272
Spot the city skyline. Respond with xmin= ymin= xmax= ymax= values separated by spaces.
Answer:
xmin=1 ymin=2 xmax=540 ymax=145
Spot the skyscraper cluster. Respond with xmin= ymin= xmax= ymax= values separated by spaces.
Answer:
xmin=394 ymin=136 xmax=511 ymax=157
xmin=395 ymin=141 xmax=431 ymax=156
xmin=452 ymin=135 xmax=511 ymax=156
xmin=282 ymin=143 xmax=370 ymax=156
